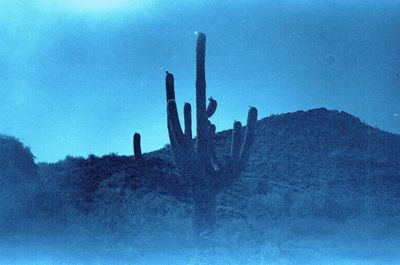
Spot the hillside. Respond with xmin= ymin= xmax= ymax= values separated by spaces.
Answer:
xmin=1 ymin=108 xmax=400 ymax=264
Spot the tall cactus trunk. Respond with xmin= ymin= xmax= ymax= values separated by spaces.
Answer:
xmin=165 ymin=33 xmax=258 ymax=236
xmin=193 ymin=33 xmax=215 ymax=234
xmin=193 ymin=178 xmax=216 ymax=234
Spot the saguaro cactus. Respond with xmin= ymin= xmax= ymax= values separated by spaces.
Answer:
xmin=166 ymin=33 xmax=258 ymax=235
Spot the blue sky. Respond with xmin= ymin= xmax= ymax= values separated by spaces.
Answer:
xmin=1 ymin=0 xmax=399 ymax=162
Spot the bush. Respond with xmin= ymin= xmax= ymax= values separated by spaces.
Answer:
xmin=0 ymin=134 xmax=37 ymax=181
xmin=0 ymin=135 xmax=39 ymax=234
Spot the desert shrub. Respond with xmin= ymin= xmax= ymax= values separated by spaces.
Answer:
xmin=247 ymin=193 xmax=287 ymax=221
xmin=90 ymin=179 xmax=194 ymax=251
xmin=0 ymin=135 xmax=39 ymax=233
xmin=289 ymin=190 xmax=357 ymax=224
xmin=0 ymin=134 xmax=37 ymax=181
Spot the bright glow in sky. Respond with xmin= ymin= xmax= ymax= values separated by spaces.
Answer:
xmin=34 ymin=0 xmax=147 ymax=14
xmin=63 ymin=0 xmax=132 ymax=11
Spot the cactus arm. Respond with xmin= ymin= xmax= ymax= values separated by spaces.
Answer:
xmin=166 ymin=72 xmax=175 ymax=101
xmin=184 ymin=102 xmax=192 ymax=140
xmin=231 ymin=121 xmax=242 ymax=161
xmin=239 ymin=107 xmax=258 ymax=169
xmin=165 ymin=72 xmax=187 ymax=151
xmin=165 ymin=72 xmax=180 ymax=153
xmin=167 ymin=100 xmax=186 ymax=147
xmin=206 ymin=97 xmax=217 ymax=118
xmin=133 ymin=132 xmax=142 ymax=160
xmin=214 ymin=108 xmax=257 ymax=190
xmin=167 ymin=121 xmax=180 ymax=153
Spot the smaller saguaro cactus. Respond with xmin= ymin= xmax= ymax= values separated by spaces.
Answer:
xmin=133 ymin=132 xmax=142 ymax=160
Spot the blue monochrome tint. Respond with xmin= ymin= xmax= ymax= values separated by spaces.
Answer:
xmin=0 ymin=1 xmax=399 ymax=264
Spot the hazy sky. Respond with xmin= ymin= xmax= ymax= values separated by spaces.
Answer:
xmin=1 ymin=0 xmax=399 ymax=162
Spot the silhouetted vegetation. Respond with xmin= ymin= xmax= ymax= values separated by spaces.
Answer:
xmin=0 ymin=135 xmax=39 ymax=235
xmin=0 ymin=134 xmax=38 ymax=181
xmin=1 ymin=109 xmax=400 ymax=262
